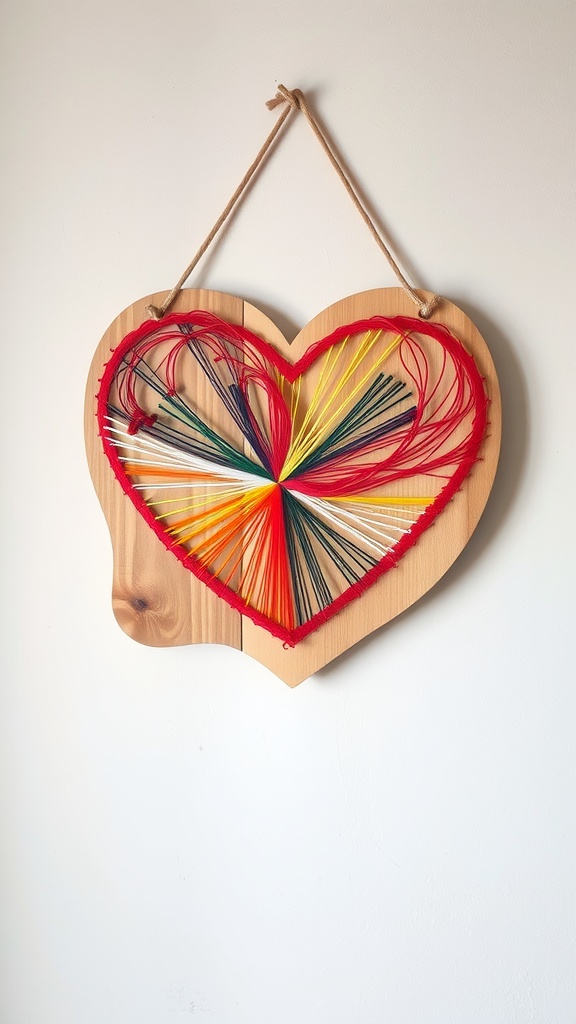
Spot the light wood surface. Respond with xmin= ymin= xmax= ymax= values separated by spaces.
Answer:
xmin=85 ymin=288 xmax=501 ymax=685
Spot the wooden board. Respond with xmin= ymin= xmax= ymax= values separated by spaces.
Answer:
xmin=85 ymin=287 xmax=501 ymax=686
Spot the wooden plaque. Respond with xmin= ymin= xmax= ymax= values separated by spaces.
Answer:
xmin=85 ymin=287 xmax=500 ymax=686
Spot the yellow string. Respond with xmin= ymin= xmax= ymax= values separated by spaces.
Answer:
xmin=290 ymin=374 xmax=302 ymax=437
xmin=332 ymin=495 xmax=433 ymax=506
xmin=284 ymin=334 xmax=352 ymax=470
xmin=153 ymin=486 xmax=259 ymax=518
xmin=283 ymin=329 xmax=387 ymax=476
xmin=167 ymin=484 xmax=274 ymax=545
xmin=281 ymin=330 xmax=404 ymax=479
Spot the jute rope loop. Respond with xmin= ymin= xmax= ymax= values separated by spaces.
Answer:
xmin=146 ymin=85 xmax=440 ymax=321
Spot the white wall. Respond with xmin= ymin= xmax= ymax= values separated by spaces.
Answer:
xmin=1 ymin=2 xmax=575 ymax=1021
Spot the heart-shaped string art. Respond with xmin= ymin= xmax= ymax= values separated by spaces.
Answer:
xmin=97 ymin=307 xmax=487 ymax=647
xmin=86 ymin=287 xmax=500 ymax=683
xmin=85 ymin=86 xmax=500 ymax=684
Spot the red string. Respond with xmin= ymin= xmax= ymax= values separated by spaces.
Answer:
xmin=97 ymin=310 xmax=488 ymax=645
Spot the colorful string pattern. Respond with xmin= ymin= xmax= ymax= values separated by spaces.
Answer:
xmin=98 ymin=311 xmax=487 ymax=644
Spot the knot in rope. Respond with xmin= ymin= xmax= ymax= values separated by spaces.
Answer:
xmin=146 ymin=304 xmax=163 ymax=320
xmin=266 ymin=85 xmax=305 ymax=112
xmin=418 ymin=295 xmax=441 ymax=320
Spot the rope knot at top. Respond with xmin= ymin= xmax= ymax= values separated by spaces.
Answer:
xmin=266 ymin=85 xmax=305 ymax=112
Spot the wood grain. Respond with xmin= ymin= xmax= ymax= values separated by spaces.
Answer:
xmin=85 ymin=287 xmax=501 ymax=685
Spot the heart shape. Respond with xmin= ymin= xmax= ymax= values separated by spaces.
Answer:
xmin=96 ymin=309 xmax=487 ymax=646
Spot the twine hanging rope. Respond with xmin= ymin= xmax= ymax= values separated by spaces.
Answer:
xmin=146 ymin=85 xmax=440 ymax=321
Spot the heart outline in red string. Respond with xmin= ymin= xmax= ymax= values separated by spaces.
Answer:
xmin=97 ymin=311 xmax=488 ymax=645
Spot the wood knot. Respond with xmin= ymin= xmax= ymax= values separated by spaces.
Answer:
xmin=131 ymin=597 xmax=149 ymax=613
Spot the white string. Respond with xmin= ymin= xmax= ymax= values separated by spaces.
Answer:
xmin=294 ymin=491 xmax=395 ymax=556
xmin=106 ymin=418 xmax=268 ymax=488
